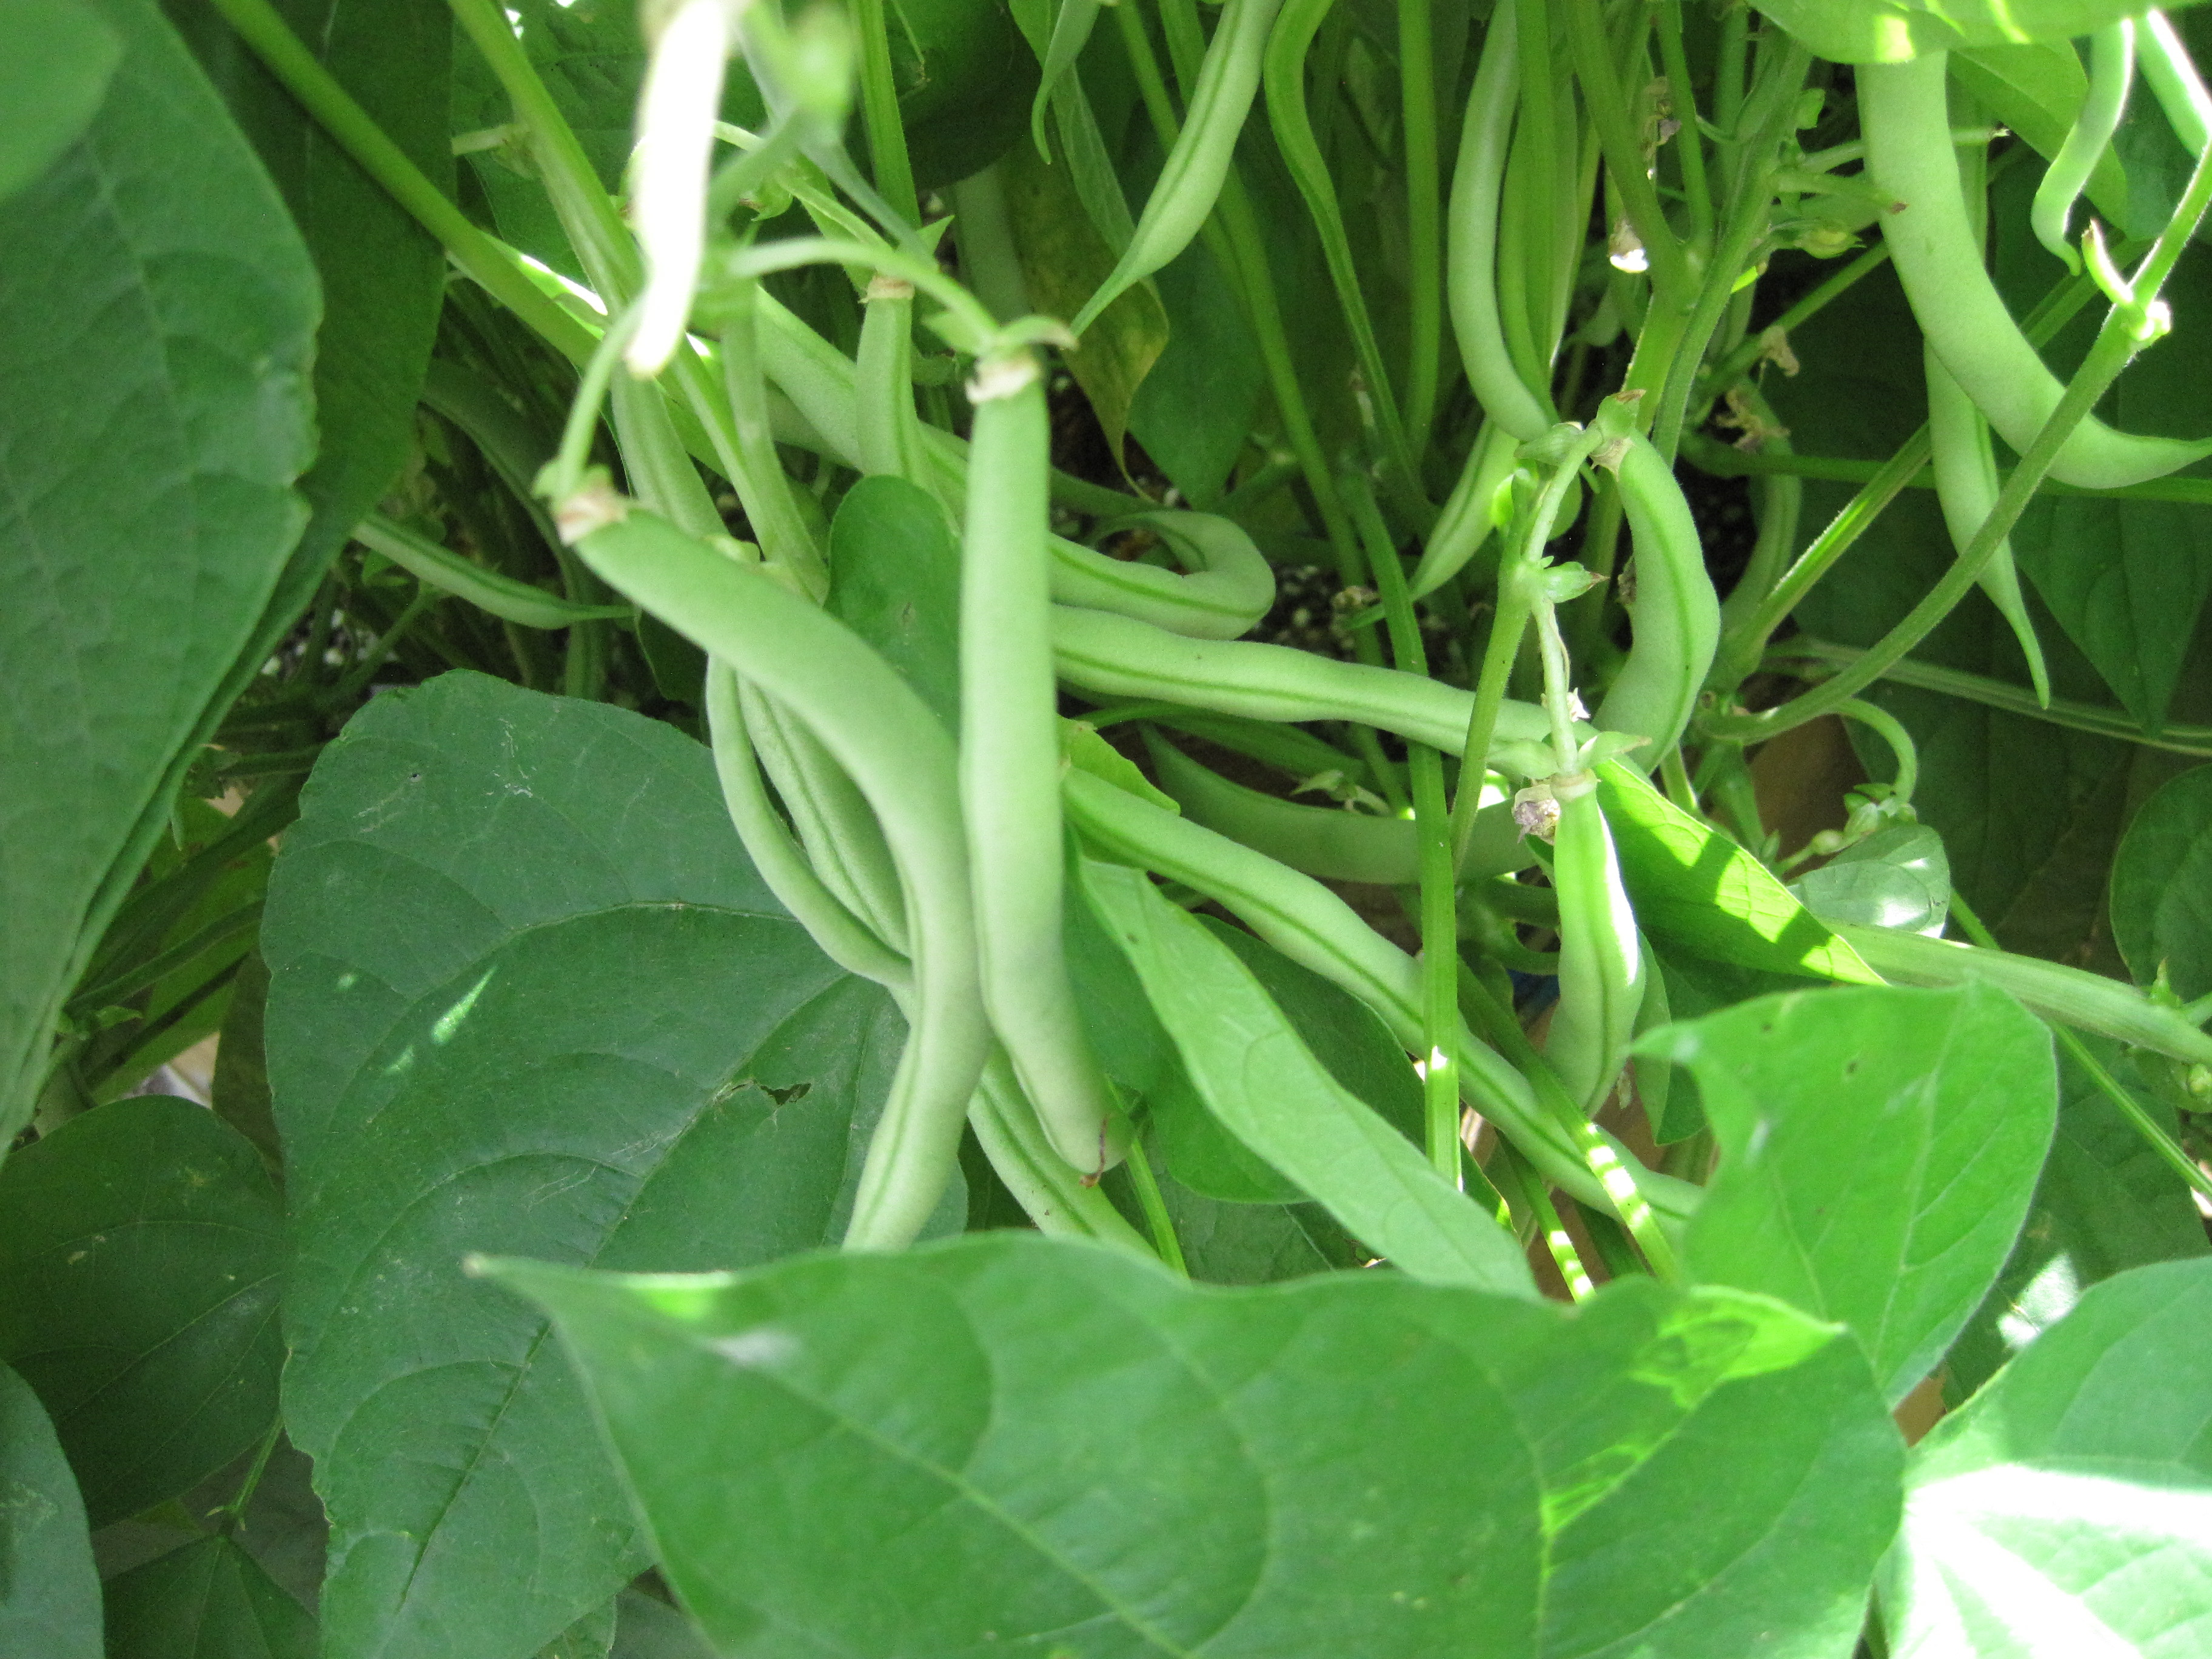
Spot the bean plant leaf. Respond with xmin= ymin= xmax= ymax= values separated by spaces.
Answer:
xmin=0 ymin=1361 xmax=101 ymax=1658
xmin=104 ymin=1535 xmax=317 ymax=1659
xmin=0 ymin=1094 xmax=285 ymax=1525
xmin=1595 ymin=762 xmax=1882 ymax=984
xmin=491 ymin=1236 xmax=1900 ymax=1659
xmin=1752 ymin=0 xmax=2179 ymax=64
xmin=1128 ymin=238 xmax=1268 ymax=508
xmin=170 ymin=0 xmax=453 ymax=678
xmin=0 ymin=0 xmax=317 ymax=1147
xmin=1883 ymin=1258 xmax=2212 ymax=1657
xmin=1943 ymin=1034 xmax=2208 ymax=1403
xmin=826 ymin=476 xmax=962 ymax=732
xmin=2110 ymin=763 xmax=2212 ymax=1002
xmin=0 ymin=0 xmax=121 ymax=203
xmin=263 ymin=672 xmax=949 ymax=1659
xmin=609 ymin=1590 xmax=716 ymax=1659
xmin=1652 ymin=983 xmax=2056 ymax=1404
xmin=1791 ymin=821 xmax=1952 ymax=937
xmin=1082 ymin=857 xmax=1537 ymax=1296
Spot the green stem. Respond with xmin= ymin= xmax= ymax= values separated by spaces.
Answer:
xmin=1655 ymin=0 xmax=1713 ymax=249
xmin=1398 ymin=0 xmax=1445 ymax=451
xmin=1561 ymin=0 xmax=1689 ymax=297
xmin=851 ymin=0 xmax=919 ymax=227
xmin=1124 ymin=1138 xmax=1190 ymax=1273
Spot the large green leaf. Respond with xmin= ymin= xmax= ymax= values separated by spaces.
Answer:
xmin=825 ymin=475 xmax=962 ymax=732
xmin=0 ymin=0 xmax=120 ymax=203
xmin=1652 ymin=984 xmax=2056 ymax=1404
xmin=0 ymin=1361 xmax=101 ymax=1658
xmin=1081 ymin=857 xmax=1537 ymax=1296
xmin=169 ymin=0 xmax=452 ymax=676
xmin=1753 ymin=0 xmax=2186 ymax=64
xmin=0 ymin=0 xmax=317 ymax=1144
xmin=0 ymin=1095 xmax=284 ymax=1524
xmin=1943 ymin=1034 xmax=2208 ymax=1403
xmin=104 ymin=1535 xmax=317 ymax=1659
xmin=263 ymin=672 xmax=949 ymax=1659
xmin=1885 ymin=1258 xmax=2212 ymax=1657
xmin=2110 ymin=763 xmax=2212 ymax=1001
xmin=1595 ymin=762 xmax=1882 ymax=984
xmin=492 ymin=1235 xmax=1902 ymax=1659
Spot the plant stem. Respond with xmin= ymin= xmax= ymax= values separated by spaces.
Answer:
xmin=1398 ymin=0 xmax=1444 ymax=451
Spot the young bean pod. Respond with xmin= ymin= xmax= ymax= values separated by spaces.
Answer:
xmin=1590 ymin=427 xmax=1720 ymax=761
xmin=557 ymin=492 xmax=987 ymax=1250
xmin=2031 ymin=21 xmax=2134 ymax=272
xmin=1050 ymin=512 xmax=1276 ymax=640
xmin=2142 ymin=10 xmax=2212 ymax=154
xmin=856 ymin=274 xmax=930 ymax=481
xmin=1051 ymin=605 xmax=1558 ymax=756
xmin=1544 ymin=773 xmax=1645 ymax=1113
xmin=1860 ymin=54 xmax=2212 ymax=489
xmin=1072 ymin=0 xmax=1285 ymax=334
xmin=960 ymin=347 xmax=1126 ymax=1171
xmin=1145 ymin=731 xmax=1534 ymax=886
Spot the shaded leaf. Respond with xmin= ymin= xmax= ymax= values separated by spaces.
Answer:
xmin=826 ymin=475 xmax=962 ymax=732
xmin=1791 ymin=821 xmax=1952 ymax=937
xmin=1653 ymin=984 xmax=2056 ymax=1403
xmin=1885 ymin=1258 xmax=2212 ymax=1657
xmin=1595 ymin=762 xmax=1882 ymax=984
xmin=263 ymin=672 xmax=947 ymax=1659
xmin=0 ymin=0 xmax=119 ymax=203
xmin=0 ymin=1096 xmax=284 ymax=1524
xmin=0 ymin=1361 xmax=101 ymax=1659
xmin=0 ymin=0 xmax=317 ymax=1144
xmin=104 ymin=1534 xmax=315 ymax=1659
xmin=495 ymin=1235 xmax=1901 ymax=1659
xmin=2110 ymin=763 xmax=2212 ymax=1001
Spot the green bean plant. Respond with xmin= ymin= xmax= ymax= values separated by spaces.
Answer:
xmin=12 ymin=0 xmax=2212 ymax=1652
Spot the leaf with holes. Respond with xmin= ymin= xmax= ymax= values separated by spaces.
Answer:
xmin=263 ymin=672 xmax=954 ymax=1659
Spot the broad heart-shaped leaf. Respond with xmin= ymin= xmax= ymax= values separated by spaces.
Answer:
xmin=826 ymin=475 xmax=962 ymax=732
xmin=1791 ymin=822 xmax=1952 ymax=938
xmin=0 ymin=0 xmax=315 ymax=1145
xmin=0 ymin=1361 xmax=101 ymax=1658
xmin=1885 ymin=1258 xmax=2212 ymax=1657
xmin=0 ymin=0 xmax=119 ymax=202
xmin=2110 ymin=763 xmax=2212 ymax=1002
xmin=1752 ymin=0 xmax=2176 ymax=63
xmin=1594 ymin=762 xmax=1882 ymax=985
xmin=263 ymin=672 xmax=949 ymax=1659
xmin=168 ymin=0 xmax=451 ymax=694
xmin=0 ymin=1094 xmax=284 ymax=1524
xmin=1081 ymin=857 xmax=1538 ymax=1298
xmin=1943 ymin=1034 xmax=2208 ymax=1404
xmin=491 ymin=1235 xmax=1903 ymax=1659
xmin=1652 ymin=983 xmax=2054 ymax=1406
xmin=104 ymin=1535 xmax=316 ymax=1659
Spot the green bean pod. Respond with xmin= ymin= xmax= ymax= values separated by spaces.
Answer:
xmin=1447 ymin=0 xmax=1556 ymax=442
xmin=1860 ymin=53 xmax=2212 ymax=489
xmin=1145 ymin=730 xmax=1533 ymax=886
xmin=1052 ymin=605 xmax=1558 ymax=756
xmin=1050 ymin=511 xmax=1275 ymax=640
xmin=2142 ymin=10 xmax=2212 ymax=155
xmin=352 ymin=514 xmax=631 ymax=629
xmin=1590 ymin=430 xmax=1720 ymax=760
xmin=1829 ymin=920 xmax=2212 ymax=1067
xmin=856 ymin=275 xmax=930 ymax=481
xmin=1546 ymin=774 xmax=1645 ymax=1114
xmin=1412 ymin=420 xmax=1520 ymax=597
xmin=960 ymin=352 xmax=1125 ymax=1171
xmin=1062 ymin=767 xmax=1700 ymax=1227
xmin=1071 ymin=0 xmax=1285 ymax=335
xmin=1925 ymin=345 xmax=2053 ymax=705
xmin=560 ymin=494 xmax=987 ymax=1250
xmin=2031 ymin=21 xmax=2133 ymax=272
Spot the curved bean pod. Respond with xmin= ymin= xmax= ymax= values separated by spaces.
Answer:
xmin=1447 ymin=0 xmax=1556 ymax=442
xmin=2031 ymin=21 xmax=2133 ymax=272
xmin=1546 ymin=774 xmax=1645 ymax=1113
xmin=1830 ymin=921 xmax=2212 ymax=1067
xmin=961 ymin=355 xmax=1125 ymax=1171
xmin=562 ymin=497 xmax=988 ymax=1250
xmin=1064 ymin=768 xmax=1699 ymax=1225
xmin=1411 ymin=419 xmax=1520 ymax=597
xmin=1052 ymin=605 xmax=1558 ymax=756
xmin=1925 ymin=345 xmax=2053 ymax=705
xmin=1860 ymin=53 xmax=2212 ymax=489
xmin=1071 ymin=0 xmax=1285 ymax=335
xmin=1145 ymin=731 xmax=1535 ymax=885
xmin=1591 ymin=430 xmax=1720 ymax=760
xmin=1050 ymin=512 xmax=1276 ymax=640
xmin=2142 ymin=10 xmax=2212 ymax=154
